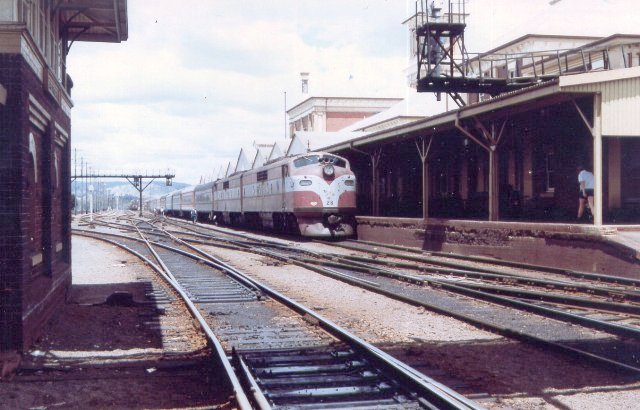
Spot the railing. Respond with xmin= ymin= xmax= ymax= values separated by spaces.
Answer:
xmin=416 ymin=0 xmax=466 ymax=27
xmin=463 ymin=48 xmax=611 ymax=79
xmin=412 ymin=0 xmax=640 ymax=96
xmin=415 ymin=37 xmax=639 ymax=88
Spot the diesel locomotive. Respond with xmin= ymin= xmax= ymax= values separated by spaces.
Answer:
xmin=152 ymin=151 xmax=357 ymax=237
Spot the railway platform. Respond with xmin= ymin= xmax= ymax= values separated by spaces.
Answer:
xmin=356 ymin=217 xmax=640 ymax=277
xmin=616 ymin=228 xmax=640 ymax=251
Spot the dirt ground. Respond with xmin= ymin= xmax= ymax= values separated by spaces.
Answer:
xmin=0 ymin=236 xmax=232 ymax=409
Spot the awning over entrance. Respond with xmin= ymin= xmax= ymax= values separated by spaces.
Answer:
xmin=560 ymin=66 xmax=640 ymax=137
xmin=57 ymin=0 xmax=128 ymax=43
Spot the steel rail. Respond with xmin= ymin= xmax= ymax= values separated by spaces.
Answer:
xmin=72 ymin=230 xmax=254 ymax=410
xmin=128 ymin=218 xmax=640 ymax=373
xmin=284 ymin=249 xmax=640 ymax=342
xmin=232 ymin=349 xmax=272 ymax=410
xmin=163 ymin=216 xmax=275 ymax=244
xmin=228 ymin=238 xmax=640 ymax=312
xmin=297 ymin=252 xmax=640 ymax=315
xmin=73 ymin=228 xmax=265 ymax=296
xmin=154 ymin=226 xmax=640 ymax=341
xmin=131 ymin=223 xmax=257 ymax=409
xmin=138 ymin=223 xmax=640 ymax=341
xmin=184 ymin=235 xmax=640 ymax=374
xmin=440 ymin=280 xmax=640 ymax=315
xmin=270 ymin=251 xmax=640 ymax=373
xmin=81 ymin=217 xmax=640 ymax=378
xmin=144 ymin=221 xmax=640 ymax=372
xmin=339 ymin=239 xmax=640 ymax=287
xmin=162 ymin=219 xmax=288 ymax=250
xmin=157 ymin=228 xmax=482 ymax=410
xmin=336 ymin=253 xmax=640 ymax=302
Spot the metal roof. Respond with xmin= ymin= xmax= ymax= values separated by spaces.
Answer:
xmin=560 ymin=66 xmax=640 ymax=137
xmin=323 ymin=79 xmax=568 ymax=152
xmin=58 ymin=0 xmax=128 ymax=43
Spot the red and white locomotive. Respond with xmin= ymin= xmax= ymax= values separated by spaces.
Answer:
xmin=160 ymin=151 xmax=357 ymax=237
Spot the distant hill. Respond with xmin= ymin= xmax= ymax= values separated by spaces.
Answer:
xmin=71 ymin=180 xmax=190 ymax=199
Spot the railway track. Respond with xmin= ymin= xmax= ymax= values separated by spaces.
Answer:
xmin=154 ymin=215 xmax=640 ymax=374
xmin=74 ymin=214 xmax=480 ymax=409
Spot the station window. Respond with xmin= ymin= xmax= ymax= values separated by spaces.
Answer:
xmin=294 ymin=154 xmax=346 ymax=168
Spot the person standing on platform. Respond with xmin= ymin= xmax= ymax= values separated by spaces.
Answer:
xmin=577 ymin=164 xmax=594 ymax=221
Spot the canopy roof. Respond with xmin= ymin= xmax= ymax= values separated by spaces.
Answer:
xmin=58 ymin=0 xmax=128 ymax=43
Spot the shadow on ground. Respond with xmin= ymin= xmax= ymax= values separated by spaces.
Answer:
xmin=381 ymin=338 xmax=639 ymax=399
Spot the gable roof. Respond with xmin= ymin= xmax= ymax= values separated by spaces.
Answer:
xmin=251 ymin=144 xmax=273 ymax=169
xmin=267 ymin=142 xmax=284 ymax=162
xmin=234 ymin=148 xmax=251 ymax=173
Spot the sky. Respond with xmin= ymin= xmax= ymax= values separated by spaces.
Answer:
xmin=67 ymin=0 xmax=640 ymax=185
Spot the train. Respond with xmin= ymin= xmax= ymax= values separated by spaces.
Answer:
xmin=146 ymin=151 xmax=357 ymax=237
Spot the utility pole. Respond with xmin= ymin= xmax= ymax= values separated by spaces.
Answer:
xmin=81 ymin=158 xmax=85 ymax=213
xmin=72 ymin=171 xmax=176 ymax=217
xmin=73 ymin=149 xmax=77 ymax=214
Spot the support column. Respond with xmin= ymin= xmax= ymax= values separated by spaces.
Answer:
xmin=138 ymin=179 xmax=143 ymax=217
xmin=455 ymin=115 xmax=506 ymax=221
xmin=488 ymin=146 xmax=499 ymax=221
xmin=371 ymin=148 xmax=382 ymax=216
xmin=572 ymin=96 xmax=603 ymax=226
xmin=593 ymin=93 xmax=603 ymax=225
xmin=415 ymin=136 xmax=433 ymax=220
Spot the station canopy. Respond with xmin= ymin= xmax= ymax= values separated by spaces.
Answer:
xmin=58 ymin=0 xmax=128 ymax=43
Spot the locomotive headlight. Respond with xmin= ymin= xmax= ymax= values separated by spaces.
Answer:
xmin=323 ymin=164 xmax=335 ymax=177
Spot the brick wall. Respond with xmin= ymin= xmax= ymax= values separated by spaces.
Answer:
xmin=0 ymin=53 xmax=26 ymax=351
xmin=0 ymin=52 xmax=72 ymax=352
xmin=326 ymin=112 xmax=374 ymax=132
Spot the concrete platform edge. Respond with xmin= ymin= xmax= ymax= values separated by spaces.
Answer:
xmin=355 ymin=217 xmax=640 ymax=276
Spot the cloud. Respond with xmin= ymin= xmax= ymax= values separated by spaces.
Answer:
xmin=66 ymin=1 xmax=409 ymax=185
xmin=66 ymin=0 xmax=640 ymax=186
xmin=464 ymin=0 xmax=640 ymax=51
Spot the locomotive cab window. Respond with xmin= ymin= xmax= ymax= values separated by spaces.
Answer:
xmin=223 ymin=181 xmax=229 ymax=189
xmin=257 ymin=170 xmax=268 ymax=181
xmin=294 ymin=154 xmax=346 ymax=168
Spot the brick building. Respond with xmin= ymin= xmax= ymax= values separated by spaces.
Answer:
xmin=0 ymin=0 xmax=128 ymax=355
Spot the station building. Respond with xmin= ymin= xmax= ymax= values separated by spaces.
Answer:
xmin=287 ymin=28 xmax=640 ymax=273
xmin=0 ymin=0 xmax=128 ymax=355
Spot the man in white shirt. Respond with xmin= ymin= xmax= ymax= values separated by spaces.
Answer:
xmin=577 ymin=164 xmax=594 ymax=221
